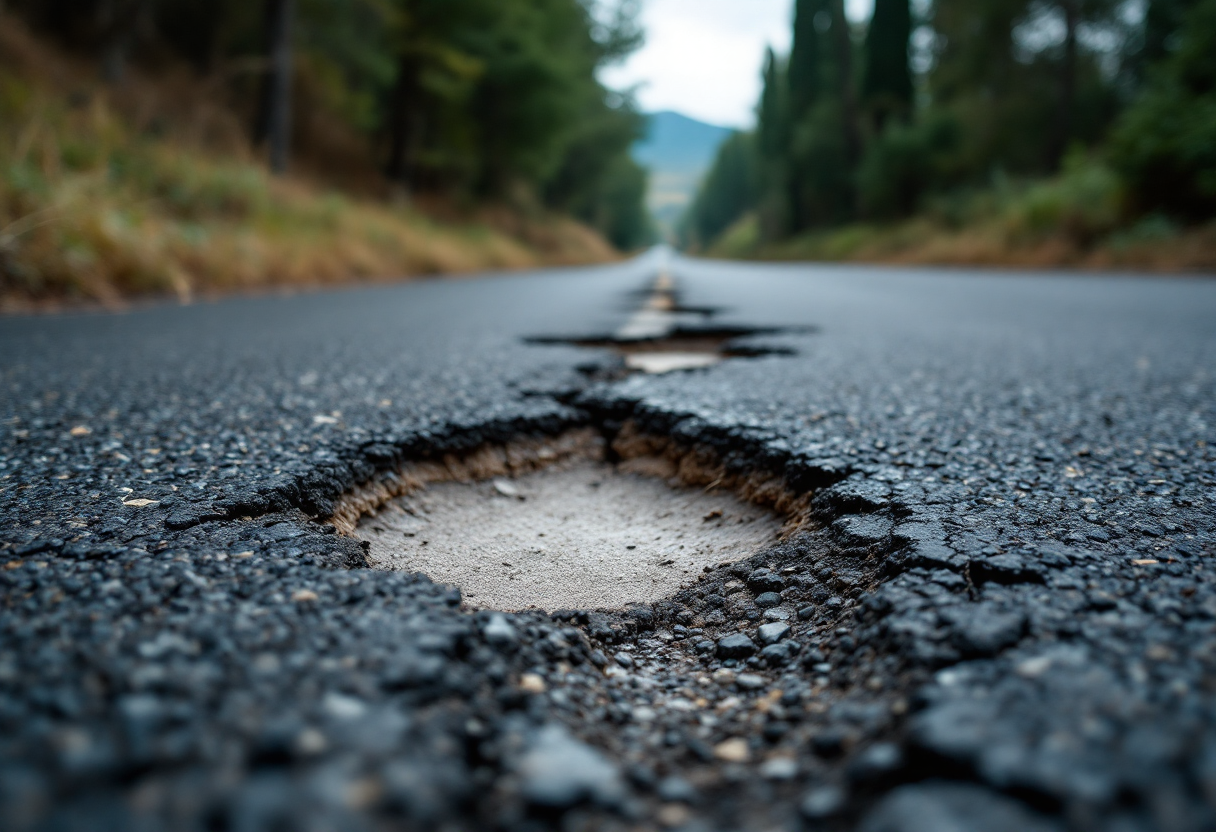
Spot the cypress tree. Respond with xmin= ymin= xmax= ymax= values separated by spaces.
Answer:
xmin=756 ymin=47 xmax=792 ymax=240
xmin=787 ymin=0 xmax=829 ymax=118
xmin=684 ymin=131 xmax=757 ymax=249
xmin=757 ymin=47 xmax=788 ymax=162
xmin=861 ymin=0 xmax=913 ymax=129
xmin=828 ymin=0 xmax=861 ymax=164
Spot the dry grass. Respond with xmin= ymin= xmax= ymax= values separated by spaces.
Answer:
xmin=751 ymin=218 xmax=1216 ymax=272
xmin=0 ymin=16 xmax=616 ymax=312
xmin=710 ymin=160 xmax=1216 ymax=273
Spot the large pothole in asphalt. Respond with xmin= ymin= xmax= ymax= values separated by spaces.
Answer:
xmin=351 ymin=434 xmax=786 ymax=611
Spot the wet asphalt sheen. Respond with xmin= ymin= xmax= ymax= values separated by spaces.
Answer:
xmin=2 ymin=250 xmax=1215 ymax=831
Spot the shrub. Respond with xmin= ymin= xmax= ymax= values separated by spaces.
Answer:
xmin=1003 ymin=154 xmax=1126 ymax=245
xmin=857 ymin=111 xmax=962 ymax=220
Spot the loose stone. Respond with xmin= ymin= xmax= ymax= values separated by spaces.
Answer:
xmin=713 ymin=738 xmax=750 ymax=763
xmin=716 ymin=634 xmax=757 ymax=659
xmin=736 ymin=673 xmax=766 ymax=691
xmin=519 ymin=725 xmax=625 ymax=808
xmin=483 ymin=613 xmax=517 ymax=648
xmin=755 ymin=592 xmax=782 ymax=608
xmin=757 ymin=622 xmax=790 ymax=645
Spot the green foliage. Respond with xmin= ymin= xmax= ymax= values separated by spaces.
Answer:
xmin=753 ymin=0 xmax=859 ymax=239
xmin=857 ymin=112 xmax=962 ymax=218
xmin=6 ymin=0 xmax=649 ymax=250
xmin=1141 ymin=0 xmax=1199 ymax=66
xmin=788 ymin=0 xmax=831 ymax=115
xmin=929 ymin=0 xmax=1027 ymax=101
xmin=755 ymin=48 xmax=792 ymax=240
xmin=706 ymin=213 xmax=760 ymax=259
xmin=861 ymin=0 xmax=912 ymax=127
xmin=788 ymin=101 xmax=855 ymax=227
xmin=688 ymin=0 xmax=1204 ymax=254
xmin=1109 ymin=0 xmax=1216 ymax=218
xmin=930 ymin=0 xmax=1122 ymax=178
xmin=544 ymin=94 xmax=653 ymax=249
xmin=377 ymin=0 xmax=650 ymax=244
xmin=682 ymin=131 xmax=757 ymax=249
xmin=1003 ymin=153 xmax=1126 ymax=243
xmin=592 ymin=155 xmax=654 ymax=250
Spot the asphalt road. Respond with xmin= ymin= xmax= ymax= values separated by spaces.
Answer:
xmin=2 ymin=250 xmax=1215 ymax=831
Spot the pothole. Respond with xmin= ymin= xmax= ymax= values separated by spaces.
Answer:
xmin=359 ymin=460 xmax=782 ymax=611
xmin=562 ymin=334 xmax=790 ymax=375
xmin=526 ymin=272 xmax=797 ymax=374
xmin=345 ymin=425 xmax=811 ymax=612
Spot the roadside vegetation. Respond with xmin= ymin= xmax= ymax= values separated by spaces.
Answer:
xmin=684 ymin=0 xmax=1216 ymax=271
xmin=0 ymin=1 xmax=652 ymax=310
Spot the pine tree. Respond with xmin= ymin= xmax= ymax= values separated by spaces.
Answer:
xmin=861 ymin=0 xmax=912 ymax=129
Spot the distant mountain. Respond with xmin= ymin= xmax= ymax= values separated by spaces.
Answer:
xmin=633 ymin=110 xmax=734 ymax=174
xmin=632 ymin=111 xmax=735 ymax=238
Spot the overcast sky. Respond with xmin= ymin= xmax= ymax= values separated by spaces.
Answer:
xmin=601 ymin=0 xmax=875 ymax=128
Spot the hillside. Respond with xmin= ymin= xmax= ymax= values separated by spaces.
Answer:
xmin=0 ymin=11 xmax=625 ymax=312
xmin=633 ymin=111 xmax=732 ymax=237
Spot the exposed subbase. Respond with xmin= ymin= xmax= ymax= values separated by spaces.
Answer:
xmin=353 ymin=431 xmax=787 ymax=612
xmin=1 ymin=256 xmax=1215 ymax=832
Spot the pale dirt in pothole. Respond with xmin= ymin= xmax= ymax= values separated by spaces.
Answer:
xmin=356 ymin=462 xmax=783 ymax=611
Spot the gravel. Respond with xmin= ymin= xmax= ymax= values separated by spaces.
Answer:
xmin=716 ymin=633 xmax=758 ymax=659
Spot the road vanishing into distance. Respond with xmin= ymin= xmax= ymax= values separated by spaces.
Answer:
xmin=2 ymin=250 xmax=1216 ymax=831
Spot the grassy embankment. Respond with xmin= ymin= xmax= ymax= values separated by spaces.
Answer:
xmin=710 ymin=157 xmax=1216 ymax=271
xmin=0 ymin=18 xmax=615 ymax=312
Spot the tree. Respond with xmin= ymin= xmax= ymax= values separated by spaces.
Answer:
xmin=930 ymin=0 xmax=1076 ymax=177
xmin=1142 ymin=0 xmax=1198 ymax=65
xmin=755 ymin=47 xmax=791 ymax=240
xmin=1109 ymin=0 xmax=1216 ymax=218
xmin=788 ymin=0 xmax=829 ymax=116
xmin=683 ymin=131 xmax=757 ymax=249
xmin=783 ymin=0 xmax=858 ymax=230
xmin=861 ymin=0 xmax=913 ymax=129
xmin=1047 ymin=0 xmax=1080 ymax=170
xmin=827 ymin=0 xmax=861 ymax=164
xmin=6 ymin=0 xmax=653 ymax=250
xmin=254 ymin=0 xmax=296 ymax=173
xmin=381 ymin=0 xmax=486 ymax=188
xmin=1037 ymin=0 xmax=1121 ymax=171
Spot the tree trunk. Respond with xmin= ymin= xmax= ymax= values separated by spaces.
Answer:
xmin=255 ymin=0 xmax=295 ymax=174
xmin=829 ymin=0 xmax=861 ymax=165
xmin=1049 ymin=0 xmax=1079 ymax=171
xmin=384 ymin=54 xmax=418 ymax=186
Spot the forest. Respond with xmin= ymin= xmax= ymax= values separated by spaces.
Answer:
xmin=683 ymin=0 xmax=1216 ymax=268
xmin=0 ymin=0 xmax=652 ymax=306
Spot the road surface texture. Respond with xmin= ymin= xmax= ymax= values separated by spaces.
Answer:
xmin=2 ymin=251 xmax=1215 ymax=832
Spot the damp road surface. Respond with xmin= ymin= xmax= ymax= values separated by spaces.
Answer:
xmin=2 ymin=249 xmax=1216 ymax=832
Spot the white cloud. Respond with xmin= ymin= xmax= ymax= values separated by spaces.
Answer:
xmin=601 ymin=0 xmax=875 ymax=127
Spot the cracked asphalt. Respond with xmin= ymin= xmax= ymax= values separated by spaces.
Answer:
xmin=2 ymin=250 xmax=1215 ymax=831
